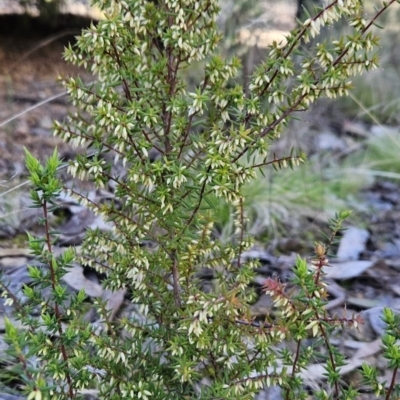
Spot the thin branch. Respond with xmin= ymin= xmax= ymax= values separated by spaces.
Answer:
xmin=177 ymin=166 xmax=211 ymax=241
xmin=236 ymin=197 xmax=245 ymax=269
xmin=0 ymin=280 xmax=25 ymax=313
xmin=385 ymin=365 xmax=398 ymax=400
xmin=171 ymin=252 xmax=181 ymax=308
xmin=244 ymin=154 xmax=304 ymax=170
xmin=232 ymin=94 xmax=306 ymax=163
xmin=111 ymin=42 xmax=133 ymax=102
xmin=333 ymin=0 xmax=396 ymax=67
xmin=0 ymin=92 xmax=68 ymax=128
xmin=177 ymin=77 xmax=209 ymax=159
xmin=5 ymin=29 xmax=81 ymax=74
xmin=285 ymin=339 xmax=302 ymax=400
xmin=235 ymin=0 xmax=393 ymax=164
xmin=43 ymin=200 xmax=75 ymax=399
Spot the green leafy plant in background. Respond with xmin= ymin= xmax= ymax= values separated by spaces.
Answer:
xmin=210 ymin=157 xmax=372 ymax=242
xmin=2 ymin=0 xmax=400 ymax=399
xmin=337 ymin=1 xmax=400 ymax=124
xmin=355 ymin=129 xmax=400 ymax=178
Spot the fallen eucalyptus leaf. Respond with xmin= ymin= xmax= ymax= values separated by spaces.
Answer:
xmin=337 ymin=227 xmax=369 ymax=261
xmin=324 ymin=260 xmax=375 ymax=280
xmin=62 ymin=265 xmax=103 ymax=297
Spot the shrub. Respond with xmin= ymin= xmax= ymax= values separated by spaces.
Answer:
xmin=2 ymin=0 xmax=400 ymax=399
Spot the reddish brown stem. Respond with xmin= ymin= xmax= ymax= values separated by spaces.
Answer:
xmin=43 ymin=200 xmax=75 ymax=399
xmin=285 ymin=339 xmax=302 ymax=400
xmin=171 ymin=252 xmax=182 ymax=308
xmin=236 ymin=198 xmax=245 ymax=269
xmin=385 ymin=365 xmax=398 ymax=400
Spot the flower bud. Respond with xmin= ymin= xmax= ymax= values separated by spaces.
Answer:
xmin=315 ymin=242 xmax=326 ymax=257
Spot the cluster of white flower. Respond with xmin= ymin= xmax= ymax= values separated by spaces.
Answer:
xmin=123 ymin=5 xmax=149 ymax=34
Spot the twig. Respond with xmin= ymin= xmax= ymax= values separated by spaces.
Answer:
xmin=0 ymin=91 xmax=68 ymax=128
xmin=43 ymin=200 xmax=75 ymax=399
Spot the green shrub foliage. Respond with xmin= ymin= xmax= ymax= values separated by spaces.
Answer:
xmin=3 ymin=0 xmax=400 ymax=399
